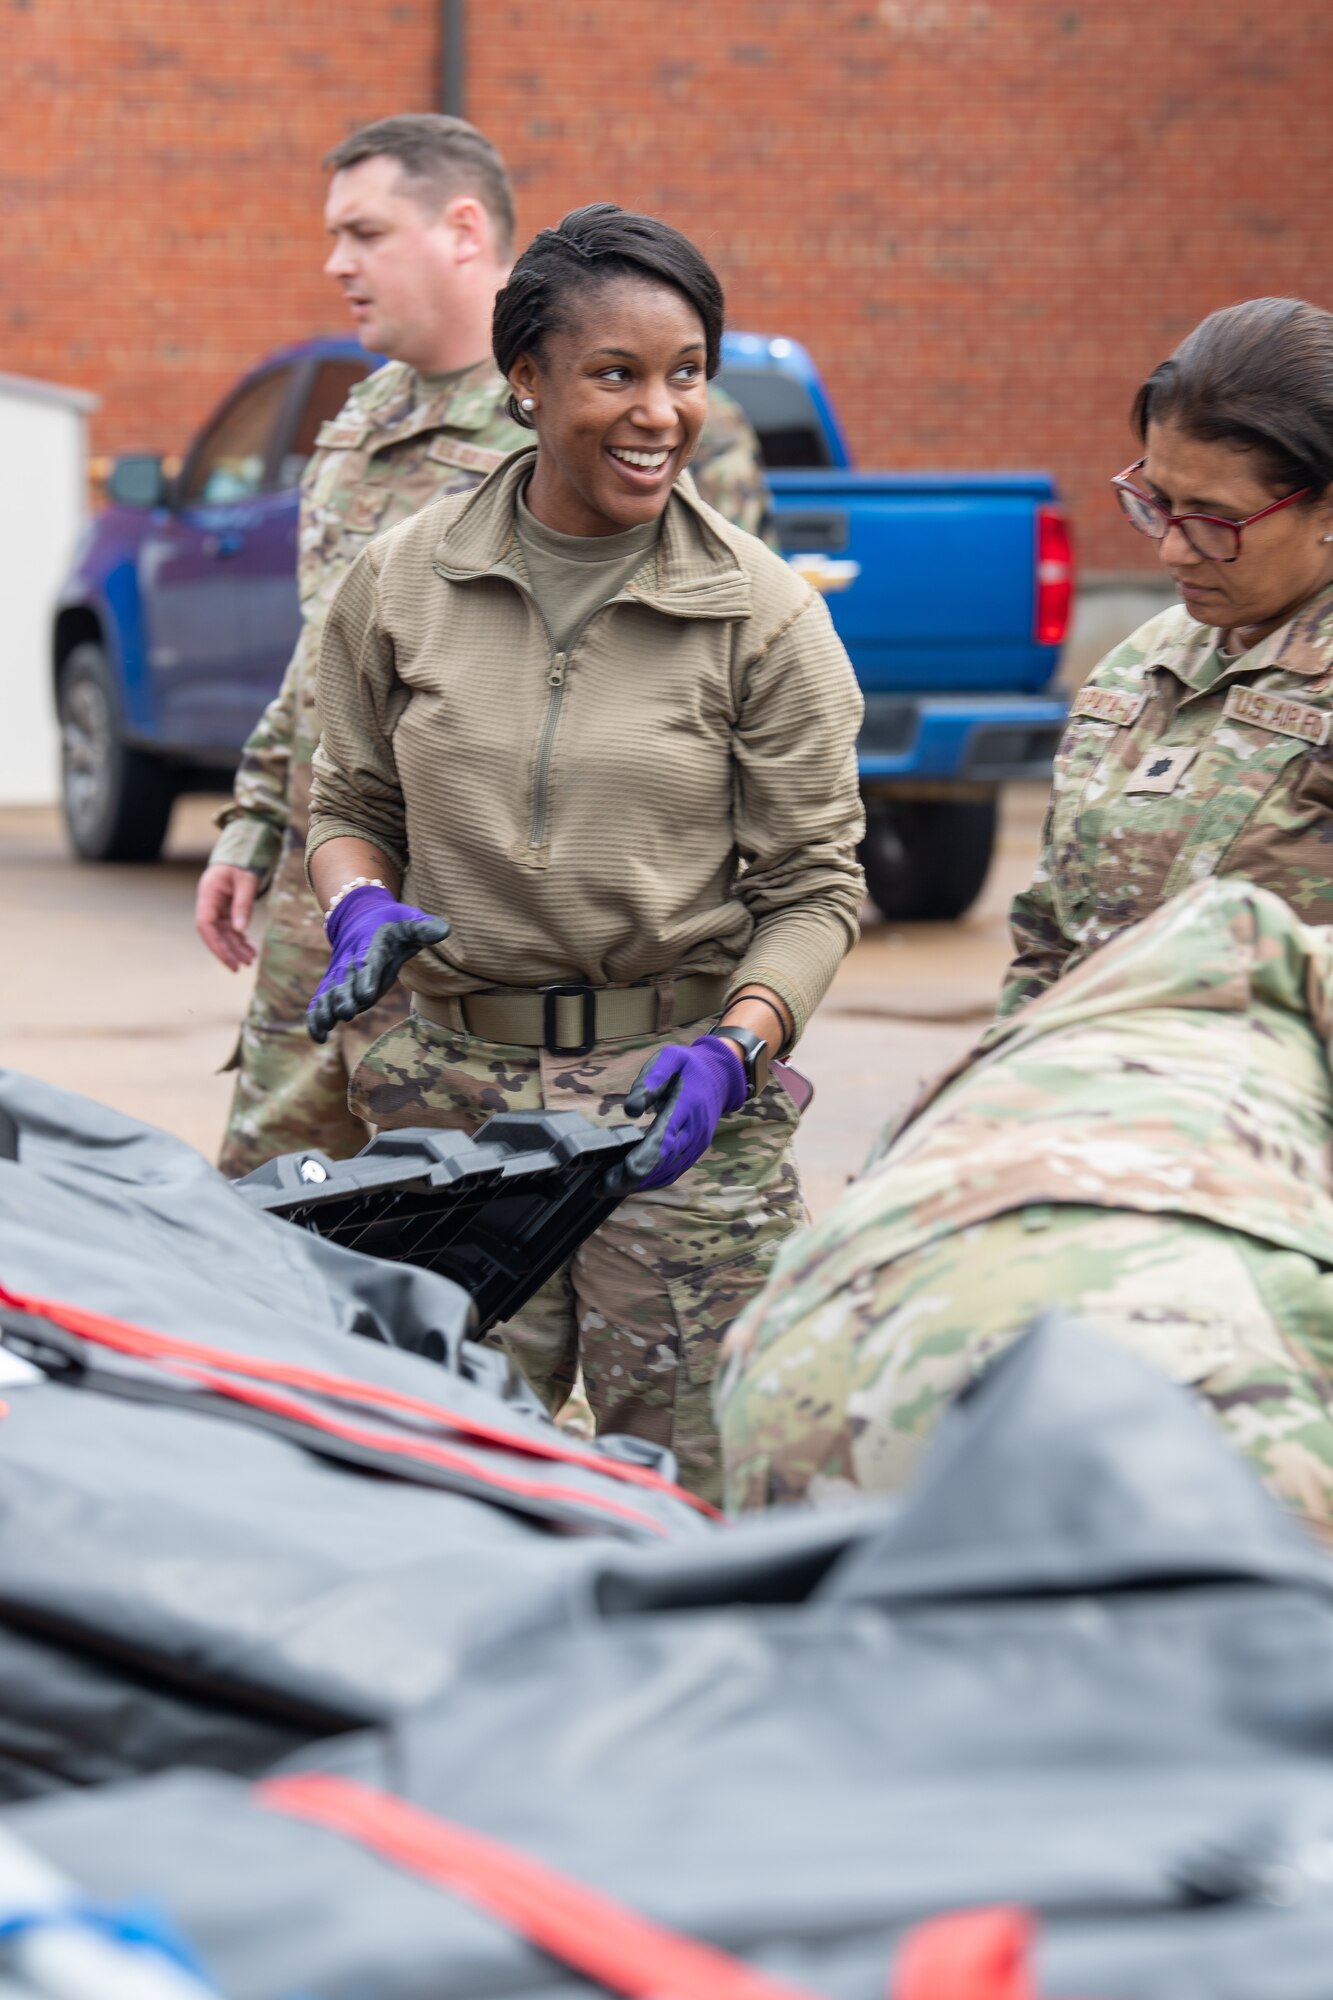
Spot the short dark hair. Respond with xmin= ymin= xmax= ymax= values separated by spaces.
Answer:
xmin=491 ymin=203 xmax=725 ymax=428
xmin=324 ymin=113 xmax=516 ymax=260
xmin=1132 ymin=297 xmax=1333 ymax=496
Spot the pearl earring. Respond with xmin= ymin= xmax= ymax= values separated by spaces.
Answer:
xmin=1324 ymin=533 xmax=1333 ymax=543
xmin=519 ymin=396 xmax=536 ymax=413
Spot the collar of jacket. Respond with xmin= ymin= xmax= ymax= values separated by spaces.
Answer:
xmin=354 ymin=357 xmax=510 ymax=446
xmin=1149 ymin=576 xmax=1333 ymax=691
xmin=431 ymin=447 xmax=754 ymax=621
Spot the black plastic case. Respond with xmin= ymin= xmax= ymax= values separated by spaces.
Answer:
xmin=232 ymin=1112 xmax=639 ymax=1333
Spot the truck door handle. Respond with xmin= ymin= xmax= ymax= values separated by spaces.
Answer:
xmin=203 ymin=528 xmax=246 ymax=558
xmin=779 ymin=510 xmax=849 ymax=553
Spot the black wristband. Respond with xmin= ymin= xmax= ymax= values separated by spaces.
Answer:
xmin=728 ymin=991 xmax=792 ymax=1056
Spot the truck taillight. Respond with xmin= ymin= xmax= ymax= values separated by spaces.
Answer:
xmin=1035 ymin=506 xmax=1073 ymax=647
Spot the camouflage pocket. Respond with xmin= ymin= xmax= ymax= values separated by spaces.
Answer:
xmin=662 ymin=1248 xmax=772 ymax=1505
xmin=664 ymin=1248 xmax=772 ymax=1392
xmin=347 ymin=1015 xmax=541 ymax=1131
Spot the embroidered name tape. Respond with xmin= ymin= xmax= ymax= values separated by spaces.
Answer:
xmin=427 ymin=437 xmax=510 ymax=475
xmin=314 ymin=420 xmax=369 ymax=450
xmin=1223 ymin=685 xmax=1331 ymax=747
xmin=1072 ymin=687 xmax=1147 ymax=727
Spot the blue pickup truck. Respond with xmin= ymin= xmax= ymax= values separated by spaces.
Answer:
xmin=55 ymin=331 xmax=1070 ymax=920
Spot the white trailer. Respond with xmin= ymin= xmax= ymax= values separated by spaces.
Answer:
xmin=0 ymin=372 xmax=97 ymax=805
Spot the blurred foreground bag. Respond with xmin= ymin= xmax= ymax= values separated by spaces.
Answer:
xmin=0 ymin=1072 xmax=708 ymax=1798
xmin=12 ymin=1322 xmax=1333 ymax=1998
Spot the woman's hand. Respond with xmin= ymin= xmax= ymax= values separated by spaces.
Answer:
xmin=613 ymin=1036 xmax=748 ymax=1192
xmin=307 ymin=884 xmax=449 ymax=1044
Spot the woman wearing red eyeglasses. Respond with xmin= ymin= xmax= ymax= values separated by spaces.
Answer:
xmin=1000 ymin=296 xmax=1333 ymax=1016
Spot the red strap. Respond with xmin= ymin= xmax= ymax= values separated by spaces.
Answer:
xmin=259 ymin=1772 xmax=825 ymax=2000
xmin=893 ymin=1908 xmax=1038 ymax=2000
xmin=0 ymin=1281 xmax=718 ymax=1521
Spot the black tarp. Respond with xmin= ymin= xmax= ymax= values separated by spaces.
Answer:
xmin=0 ymin=1072 xmax=707 ymax=1797
xmin=13 ymin=1322 xmax=1333 ymax=1998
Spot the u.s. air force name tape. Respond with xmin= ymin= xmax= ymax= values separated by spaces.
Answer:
xmin=1222 ymin=684 xmax=1332 ymax=746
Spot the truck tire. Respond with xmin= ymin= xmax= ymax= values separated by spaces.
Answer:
xmin=859 ymin=797 xmax=998 ymax=924
xmin=58 ymin=643 xmax=177 ymax=862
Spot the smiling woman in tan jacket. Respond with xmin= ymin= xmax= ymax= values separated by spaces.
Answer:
xmin=302 ymin=203 xmax=864 ymax=1500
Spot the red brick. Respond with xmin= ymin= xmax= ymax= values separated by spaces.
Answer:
xmin=3 ymin=2 xmax=1326 ymax=571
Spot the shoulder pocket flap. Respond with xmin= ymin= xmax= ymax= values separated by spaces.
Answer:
xmin=315 ymin=419 xmax=370 ymax=449
xmin=426 ymin=436 xmax=510 ymax=475
xmin=1223 ymin=684 xmax=1331 ymax=747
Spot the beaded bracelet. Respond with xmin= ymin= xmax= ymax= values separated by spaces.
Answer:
xmin=324 ymin=876 xmax=387 ymax=930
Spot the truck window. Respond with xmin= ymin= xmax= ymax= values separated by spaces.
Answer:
xmin=714 ymin=367 xmax=833 ymax=470
xmin=277 ymin=358 xmax=373 ymax=489
xmin=179 ymin=367 xmax=295 ymax=507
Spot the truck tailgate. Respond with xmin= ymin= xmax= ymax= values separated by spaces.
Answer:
xmin=769 ymin=470 xmax=1062 ymax=695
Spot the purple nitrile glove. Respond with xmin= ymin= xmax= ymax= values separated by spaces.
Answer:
xmin=307 ymin=884 xmax=449 ymax=1045
xmin=612 ymin=1035 xmax=748 ymax=1193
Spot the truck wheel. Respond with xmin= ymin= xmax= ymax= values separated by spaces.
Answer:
xmin=58 ymin=643 xmax=177 ymax=862
xmin=860 ymin=797 xmax=998 ymax=923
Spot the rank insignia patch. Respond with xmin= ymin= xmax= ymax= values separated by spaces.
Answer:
xmin=1124 ymin=744 xmax=1200 ymax=794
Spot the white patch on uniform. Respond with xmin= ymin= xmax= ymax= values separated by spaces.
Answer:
xmin=808 ymin=1298 xmax=856 ymax=1347
xmin=858 ymin=1293 xmax=948 ymax=1366
xmin=1189 ymin=847 xmax=1219 ymax=881
xmin=1226 ymin=1402 xmax=1311 ymax=1449
xmin=1124 ymin=744 xmax=1200 ymax=794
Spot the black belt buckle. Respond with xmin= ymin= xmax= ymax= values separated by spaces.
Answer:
xmin=543 ymin=984 xmax=597 ymax=1057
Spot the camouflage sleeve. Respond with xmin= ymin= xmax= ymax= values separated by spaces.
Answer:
xmin=695 ymin=385 xmax=779 ymax=550
xmin=208 ymin=644 xmax=303 ymax=887
xmin=995 ymin=807 xmax=1071 ymax=1017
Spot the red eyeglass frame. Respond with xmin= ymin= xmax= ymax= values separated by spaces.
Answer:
xmin=1111 ymin=457 xmax=1311 ymax=563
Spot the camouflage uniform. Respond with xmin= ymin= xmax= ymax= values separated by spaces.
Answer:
xmin=351 ymin=1011 xmax=804 ymax=1503
xmin=1000 ymin=582 xmax=1333 ymax=1017
xmin=211 ymin=373 xmax=775 ymax=1176
xmin=307 ymin=445 xmax=862 ymax=1501
xmin=719 ymin=879 xmax=1333 ymax=1545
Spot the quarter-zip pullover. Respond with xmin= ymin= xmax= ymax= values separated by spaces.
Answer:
xmin=308 ymin=447 xmax=865 ymax=1041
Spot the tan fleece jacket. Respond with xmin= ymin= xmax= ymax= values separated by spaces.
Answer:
xmin=308 ymin=448 xmax=865 ymax=1040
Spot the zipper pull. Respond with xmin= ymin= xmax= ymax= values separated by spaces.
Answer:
xmin=547 ymin=651 xmax=567 ymax=688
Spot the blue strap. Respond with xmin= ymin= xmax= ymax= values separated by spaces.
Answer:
xmin=0 ymin=1896 xmax=214 ymax=1983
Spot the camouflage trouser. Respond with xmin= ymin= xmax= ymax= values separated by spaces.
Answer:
xmin=718 ymin=1203 xmax=1333 ymax=1546
xmin=216 ymin=839 xmax=408 ymax=1179
xmin=349 ymin=1007 xmax=807 ymax=1503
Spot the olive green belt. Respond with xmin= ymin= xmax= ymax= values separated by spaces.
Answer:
xmin=411 ymin=973 xmax=729 ymax=1057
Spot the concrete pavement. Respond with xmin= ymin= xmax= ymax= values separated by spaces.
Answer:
xmin=1 ymin=784 xmax=1047 ymax=1217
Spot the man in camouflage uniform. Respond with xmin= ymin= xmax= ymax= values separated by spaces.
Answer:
xmin=198 ymin=116 xmax=775 ymax=1180
xmin=720 ymin=876 xmax=1333 ymax=1548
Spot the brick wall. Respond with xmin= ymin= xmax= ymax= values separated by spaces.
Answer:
xmin=7 ymin=1 xmax=1329 ymax=571
xmin=4 ymin=0 xmax=436 ymax=457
